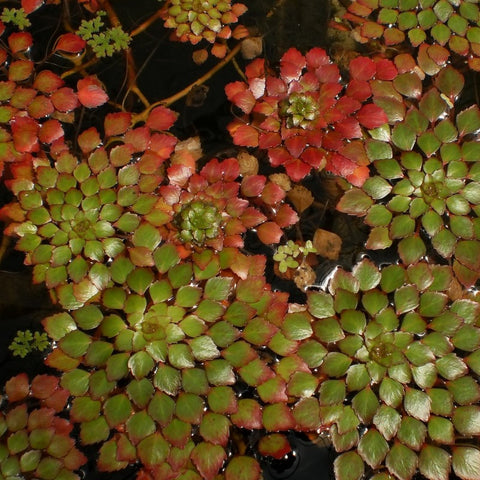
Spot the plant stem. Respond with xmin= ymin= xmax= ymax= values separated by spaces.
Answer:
xmin=130 ymin=9 xmax=165 ymax=38
xmin=133 ymin=41 xmax=242 ymax=124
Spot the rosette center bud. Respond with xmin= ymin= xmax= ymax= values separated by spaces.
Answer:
xmin=177 ymin=200 xmax=222 ymax=245
xmin=281 ymin=92 xmax=319 ymax=129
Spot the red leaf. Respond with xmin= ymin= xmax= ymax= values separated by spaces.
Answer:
xmin=316 ymin=64 xmax=341 ymax=83
xmin=301 ymin=147 xmax=326 ymax=169
xmin=261 ymin=181 xmax=286 ymax=205
xmin=240 ymin=207 xmax=267 ymax=227
xmin=346 ymin=165 xmax=370 ymax=187
xmin=280 ymin=48 xmax=306 ymax=83
xmin=33 ymin=70 xmax=64 ymax=93
xmin=258 ymin=131 xmax=281 ymax=149
xmin=305 ymin=47 xmax=330 ymax=68
xmin=285 ymin=158 xmax=312 ymax=181
xmin=148 ymin=132 xmax=177 ymax=161
xmin=326 ymin=153 xmax=357 ymax=177
xmin=104 ymin=112 xmax=132 ymax=136
xmin=357 ymin=103 xmax=388 ymax=129
xmin=39 ymin=119 xmax=64 ymax=144
xmin=5 ymin=373 xmax=30 ymax=402
xmin=284 ymin=135 xmax=307 ymax=157
xmin=229 ymin=122 xmax=259 ymax=147
xmin=125 ymin=126 xmax=151 ymax=152
xmin=225 ymin=82 xmax=256 ymax=113
xmin=334 ymin=117 xmax=362 ymax=138
xmin=349 ymin=56 xmax=376 ymax=81
xmin=394 ymin=53 xmax=417 ymax=74
xmin=245 ymin=57 xmax=265 ymax=79
xmin=274 ymin=204 xmax=299 ymax=227
xmin=375 ymin=58 xmax=398 ymax=80
xmin=346 ymin=79 xmax=372 ymax=101
xmin=257 ymin=222 xmax=284 ymax=244
xmin=241 ymin=175 xmax=266 ymax=197
xmin=51 ymin=87 xmax=79 ymax=112
xmin=8 ymin=32 xmax=33 ymax=54
xmin=78 ymin=127 xmax=101 ymax=153
xmin=31 ymin=374 xmax=59 ymax=399
xmin=21 ymin=0 xmax=44 ymax=13
xmin=54 ymin=33 xmax=86 ymax=54
xmin=146 ymin=105 xmax=178 ymax=131
xmin=11 ymin=115 xmax=39 ymax=152
xmin=77 ymin=77 xmax=108 ymax=108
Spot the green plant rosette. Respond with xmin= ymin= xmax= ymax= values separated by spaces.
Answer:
xmin=305 ymin=258 xmax=480 ymax=480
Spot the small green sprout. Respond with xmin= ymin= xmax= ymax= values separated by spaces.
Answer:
xmin=77 ymin=11 xmax=131 ymax=58
xmin=274 ymin=240 xmax=316 ymax=273
xmin=1 ymin=8 xmax=31 ymax=30
xmin=9 ymin=330 xmax=50 ymax=358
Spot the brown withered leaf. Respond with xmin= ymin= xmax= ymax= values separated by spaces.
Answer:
xmin=288 ymin=185 xmax=314 ymax=213
xmin=269 ymin=173 xmax=291 ymax=193
xmin=313 ymin=228 xmax=342 ymax=261
xmin=238 ymin=150 xmax=259 ymax=176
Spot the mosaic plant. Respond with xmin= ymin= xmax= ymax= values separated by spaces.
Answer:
xmin=0 ymin=0 xmax=479 ymax=480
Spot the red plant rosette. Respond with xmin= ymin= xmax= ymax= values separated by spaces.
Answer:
xmin=226 ymin=47 xmax=393 ymax=185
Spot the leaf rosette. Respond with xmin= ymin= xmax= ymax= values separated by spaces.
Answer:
xmin=338 ymin=0 xmax=480 ymax=72
xmin=226 ymin=48 xmax=391 ymax=184
xmin=2 ymin=108 xmax=178 ymax=309
xmin=305 ymin=258 xmax=480 ymax=480
xmin=337 ymin=65 xmax=480 ymax=287
xmin=0 ymin=373 xmax=86 ymax=480
xmin=157 ymin=156 xmax=299 ymax=249
xmin=43 ymin=255 xmax=324 ymax=480
xmin=162 ymin=0 xmax=247 ymax=58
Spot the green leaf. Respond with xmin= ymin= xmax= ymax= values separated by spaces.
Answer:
xmin=456 ymin=105 xmax=480 ymax=137
xmin=204 ymin=277 xmax=233 ymax=301
xmin=397 ymin=416 xmax=427 ymax=450
xmin=224 ymin=456 xmax=261 ymax=480
xmin=337 ymin=188 xmax=373 ymax=215
xmin=191 ymin=442 xmax=226 ymax=480
xmin=448 ymin=375 xmax=480 ymax=405
xmin=379 ymin=377 xmax=404 ymax=408
xmin=126 ymin=410 xmax=156 ymax=444
xmin=333 ymin=452 xmax=364 ymax=480
xmin=137 ymin=433 xmax=169 ymax=467
xmin=419 ymin=445 xmax=451 ymax=480
xmin=386 ymin=443 xmax=418 ymax=480
xmin=373 ymin=405 xmax=402 ymax=440
xmin=321 ymin=352 xmax=352 ymax=378
xmin=404 ymin=388 xmax=431 ymax=422
xmin=308 ymin=291 xmax=335 ymax=318
xmin=80 ymin=416 xmax=110 ymax=445
xmin=59 ymin=330 xmax=92 ymax=358
xmin=394 ymin=285 xmax=419 ymax=314
xmin=358 ymin=429 xmax=389 ymax=468
xmin=42 ymin=312 xmax=76 ymax=341
xmin=104 ymin=394 xmax=133 ymax=427
xmin=352 ymin=387 xmax=379 ymax=424
xmin=398 ymin=235 xmax=426 ymax=264
xmin=176 ymin=393 xmax=204 ymax=424
xmin=428 ymin=416 xmax=454 ymax=444
xmin=452 ymin=447 xmax=480 ymax=480
xmin=392 ymin=123 xmax=416 ymax=151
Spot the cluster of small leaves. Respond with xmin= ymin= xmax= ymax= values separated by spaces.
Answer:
xmin=8 ymin=330 xmax=49 ymax=358
xmin=303 ymin=258 xmax=480 ymax=480
xmin=273 ymin=240 xmax=316 ymax=273
xmin=226 ymin=47 xmax=393 ymax=184
xmin=0 ymin=23 xmax=109 ymax=178
xmin=41 ymin=247 xmax=326 ymax=480
xmin=1 ymin=106 xmax=178 ymax=309
xmin=337 ymin=65 xmax=480 ymax=287
xmin=338 ymin=0 xmax=480 ymax=71
xmin=157 ymin=156 xmax=299 ymax=249
xmin=0 ymin=373 xmax=86 ymax=480
xmin=0 ymin=8 xmax=31 ymax=30
xmin=76 ymin=11 xmax=131 ymax=58
xmin=162 ymin=0 xmax=248 ymax=58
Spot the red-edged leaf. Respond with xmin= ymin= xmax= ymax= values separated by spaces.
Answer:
xmin=256 ymin=222 xmax=283 ymax=244
xmin=375 ymin=58 xmax=398 ymax=80
xmin=280 ymin=48 xmax=306 ymax=83
xmin=225 ymin=82 xmax=256 ymax=113
xmin=349 ymin=56 xmax=377 ymax=81
xmin=31 ymin=374 xmax=59 ymax=399
xmin=77 ymin=77 xmax=108 ymax=108
xmin=21 ymin=0 xmax=44 ymax=14
xmin=39 ymin=119 xmax=64 ymax=144
xmin=104 ymin=112 xmax=132 ymax=137
xmin=9 ymin=60 xmax=34 ymax=82
xmin=5 ymin=373 xmax=30 ymax=402
xmin=146 ymin=106 xmax=178 ymax=131
xmin=229 ymin=123 xmax=259 ymax=147
xmin=51 ymin=87 xmax=79 ymax=112
xmin=33 ymin=70 xmax=64 ymax=94
xmin=54 ymin=33 xmax=86 ymax=54
xmin=357 ymin=104 xmax=388 ymax=129
xmin=191 ymin=442 xmax=227 ymax=480
xmin=11 ymin=115 xmax=39 ymax=152
xmin=8 ymin=32 xmax=33 ymax=54
xmin=241 ymin=175 xmax=266 ymax=197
